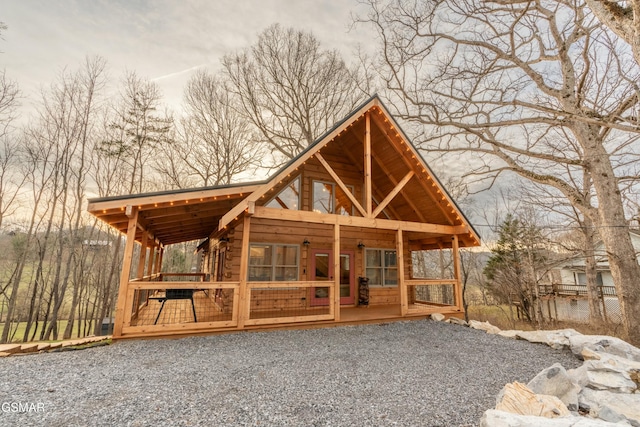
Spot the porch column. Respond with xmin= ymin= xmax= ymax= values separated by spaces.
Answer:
xmin=333 ymin=223 xmax=341 ymax=322
xmin=155 ymin=245 xmax=163 ymax=275
xmin=397 ymin=228 xmax=408 ymax=316
xmin=452 ymin=235 xmax=463 ymax=312
xmin=136 ymin=231 xmax=148 ymax=279
xmin=113 ymin=206 xmax=138 ymax=338
xmin=146 ymin=240 xmax=156 ymax=277
xmin=237 ymin=216 xmax=251 ymax=328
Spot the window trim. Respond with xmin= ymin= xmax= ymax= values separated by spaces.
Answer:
xmin=248 ymin=243 xmax=300 ymax=282
xmin=365 ymin=248 xmax=398 ymax=287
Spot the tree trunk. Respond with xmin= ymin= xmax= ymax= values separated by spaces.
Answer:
xmin=581 ymin=127 xmax=640 ymax=344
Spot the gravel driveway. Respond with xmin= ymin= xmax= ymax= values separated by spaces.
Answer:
xmin=0 ymin=320 xmax=581 ymax=427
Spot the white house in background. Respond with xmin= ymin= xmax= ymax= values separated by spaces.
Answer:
xmin=549 ymin=230 xmax=640 ymax=290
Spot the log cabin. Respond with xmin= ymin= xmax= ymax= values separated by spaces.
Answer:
xmin=87 ymin=95 xmax=481 ymax=339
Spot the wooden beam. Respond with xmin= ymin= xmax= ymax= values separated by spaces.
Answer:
xmin=333 ymin=223 xmax=341 ymax=322
xmin=252 ymin=206 xmax=467 ymax=235
xmin=146 ymin=240 xmax=156 ymax=278
xmin=372 ymin=170 xmax=415 ymax=218
xmin=156 ymin=246 xmax=164 ymax=274
xmin=339 ymin=137 xmax=402 ymax=220
xmin=452 ymin=235 xmax=463 ymax=312
xmin=218 ymin=98 xmax=381 ymax=231
xmin=87 ymin=184 xmax=261 ymax=212
xmin=365 ymin=112 xmax=372 ymax=216
xmin=136 ymin=231 xmax=148 ymax=279
xmin=397 ymin=228 xmax=408 ymax=316
xmin=315 ymin=152 xmax=367 ymax=217
xmin=237 ymin=216 xmax=251 ymax=328
xmin=113 ymin=208 xmax=138 ymax=338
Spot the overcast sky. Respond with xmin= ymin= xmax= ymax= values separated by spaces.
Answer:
xmin=2 ymin=0 xmax=374 ymax=114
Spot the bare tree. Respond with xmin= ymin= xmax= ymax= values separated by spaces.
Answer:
xmin=223 ymin=24 xmax=366 ymax=164
xmin=361 ymin=0 xmax=640 ymax=343
xmin=156 ymin=70 xmax=257 ymax=188
xmin=584 ymin=0 xmax=640 ymax=66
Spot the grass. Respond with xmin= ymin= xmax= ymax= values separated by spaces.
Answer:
xmin=466 ymin=303 xmax=628 ymax=341
xmin=2 ymin=319 xmax=97 ymax=343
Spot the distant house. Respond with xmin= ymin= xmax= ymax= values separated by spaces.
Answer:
xmin=548 ymin=230 xmax=640 ymax=290
xmin=87 ymin=96 xmax=481 ymax=339
xmin=541 ymin=231 xmax=640 ymax=323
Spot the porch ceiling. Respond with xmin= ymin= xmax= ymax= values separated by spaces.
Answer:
xmin=87 ymin=184 xmax=262 ymax=246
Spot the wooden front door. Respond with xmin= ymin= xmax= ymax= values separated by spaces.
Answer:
xmin=310 ymin=249 xmax=355 ymax=306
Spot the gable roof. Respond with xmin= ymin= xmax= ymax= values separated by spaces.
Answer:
xmin=87 ymin=95 xmax=480 ymax=248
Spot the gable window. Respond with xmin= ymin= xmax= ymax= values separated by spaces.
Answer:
xmin=312 ymin=180 xmax=354 ymax=215
xmin=365 ymin=249 xmax=398 ymax=287
xmin=248 ymin=244 xmax=299 ymax=281
xmin=265 ymin=176 xmax=300 ymax=210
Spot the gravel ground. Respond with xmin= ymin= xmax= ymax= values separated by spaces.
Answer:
xmin=0 ymin=320 xmax=581 ymax=427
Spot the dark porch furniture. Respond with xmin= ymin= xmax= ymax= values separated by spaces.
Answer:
xmin=151 ymin=289 xmax=197 ymax=325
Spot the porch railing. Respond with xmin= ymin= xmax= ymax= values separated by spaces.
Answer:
xmin=405 ymin=279 xmax=459 ymax=314
xmin=245 ymin=281 xmax=334 ymax=326
xmin=122 ymin=280 xmax=239 ymax=335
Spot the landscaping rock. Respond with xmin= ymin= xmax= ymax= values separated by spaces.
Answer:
xmin=495 ymin=382 xmax=570 ymax=417
xmin=480 ymin=409 xmax=621 ymax=427
xmin=568 ymin=360 xmax=637 ymax=394
xmin=580 ymin=388 xmax=640 ymax=426
xmin=498 ymin=330 xmax=520 ymax=339
xmin=445 ymin=317 xmax=467 ymax=326
xmin=430 ymin=313 xmax=445 ymax=321
xmin=527 ymin=363 xmax=580 ymax=411
xmin=569 ymin=335 xmax=640 ymax=362
xmin=469 ymin=320 xmax=501 ymax=334
xmin=516 ymin=329 xmax=582 ymax=350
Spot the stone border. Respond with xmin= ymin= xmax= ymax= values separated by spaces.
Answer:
xmin=430 ymin=314 xmax=640 ymax=426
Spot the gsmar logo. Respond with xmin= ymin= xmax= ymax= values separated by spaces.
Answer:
xmin=1 ymin=402 xmax=45 ymax=413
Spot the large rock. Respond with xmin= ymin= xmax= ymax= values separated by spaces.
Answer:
xmin=498 ymin=330 xmax=520 ymax=339
xmin=480 ymin=409 xmax=621 ymax=427
xmin=569 ymin=335 xmax=640 ymax=362
xmin=445 ymin=316 xmax=467 ymax=326
xmin=527 ymin=363 xmax=581 ymax=411
xmin=496 ymin=382 xmax=570 ymax=418
xmin=579 ymin=388 xmax=640 ymax=426
xmin=430 ymin=313 xmax=445 ymax=322
xmin=515 ymin=329 xmax=582 ymax=350
xmin=568 ymin=360 xmax=637 ymax=394
xmin=468 ymin=320 xmax=501 ymax=334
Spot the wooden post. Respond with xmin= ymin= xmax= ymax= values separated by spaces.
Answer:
xmin=333 ymin=222 xmax=341 ymax=322
xmin=136 ymin=232 xmax=148 ymax=279
xmin=113 ymin=207 xmax=138 ymax=338
xmin=237 ymin=216 xmax=251 ymax=328
xmin=146 ymin=240 xmax=156 ymax=278
xmin=397 ymin=228 xmax=408 ymax=316
xmin=155 ymin=245 xmax=163 ymax=276
xmin=452 ymin=235 xmax=463 ymax=311
xmin=364 ymin=111 xmax=372 ymax=217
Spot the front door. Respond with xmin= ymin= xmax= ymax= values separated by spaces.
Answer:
xmin=310 ymin=249 xmax=355 ymax=306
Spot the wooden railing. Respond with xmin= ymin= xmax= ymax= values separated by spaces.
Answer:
xmin=244 ymin=281 xmax=334 ymax=326
xmin=538 ymin=283 xmax=617 ymax=297
xmin=122 ymin=280 xmax=239 ymax=335
xmin=405 ymin=279 xmax=459 ymax=314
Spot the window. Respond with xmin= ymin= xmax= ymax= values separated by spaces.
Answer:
xmin=312 ymin=180 xmax=354 ymax=215
xmin=248 ymin=244 xmax=299 ymax=281
xmin=265 ymin=176 xmax=300 ymax=210
xmin=365 ymin=249 xmax=398 ymax=287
